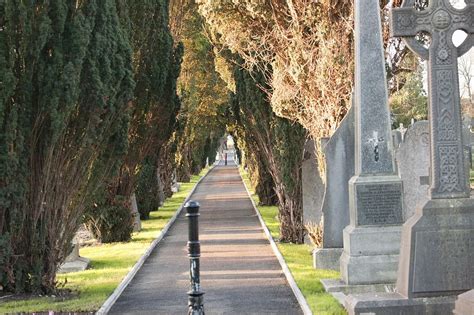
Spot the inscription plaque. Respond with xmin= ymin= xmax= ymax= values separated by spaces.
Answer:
xmin=356 ymin=183 xmax=403 ymax=225
xmin=413 ymin=229 xmax=474 ymax=294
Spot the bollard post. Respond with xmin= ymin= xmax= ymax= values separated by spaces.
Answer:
xmin=185 ymin=201 xmax=204 ymax=315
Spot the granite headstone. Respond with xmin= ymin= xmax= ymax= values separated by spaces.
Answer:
xmin=395 ymin=121 xmax=430 ymax=221
xmin=321 ymin=107 xmax=354 ymax=248
xmin=313 ymin=108 xmax=354 ymax=270
xmin=302 ymin=139 xmax=325 ymax=244
xmin=392 ymin=130 xmax=402 ymax=151
xmin=130 ymin=193 xmax=141 ymax=232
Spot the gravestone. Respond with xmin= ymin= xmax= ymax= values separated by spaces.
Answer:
xmin=392 ymin=129 xmax=403 ymax=150
xmin=398 ymin=123 xmax=407 ymax=140
xmin=302 ymin=138 xmax=325 ymax=245
xmin=218 ymin=138 xmax=226 ymax=161
xmin=346 ymin=0 xmax=474 ymax=313
xmin=157 ymin=164 xmax=165 ymax=206
xmin=313 ymin=107 xmax=354 ymax=270
xmin=454 ymin=290 xmax=474 ymax=315
xmin=396 ymin=121 xmax=430 ymax=221
xmin=58 ymin=236 xmax=90 ymax=274
xmin=171 ymin=169 xmax=180 ymax=193
xmin=130 ymin=193 xmax=141 ymax=232
xmin=338 ymin=0 xmax=403 ymax=286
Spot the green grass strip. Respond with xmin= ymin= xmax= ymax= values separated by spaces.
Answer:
xmin=240 ymin=169 xmax=346 ymax=315
xmin=0 ymin=168 xmax=210 ymax=314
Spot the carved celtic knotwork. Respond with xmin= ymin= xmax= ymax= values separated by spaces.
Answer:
xmin=436 ymin=32 xmax=452 ymax=64
xmin=438 ymin=110 xmax=456 ymax=141
xmin=416 ymin=16 xmax=431 ymax=26
xmin=438 ymin=146 xmax=462 ymax=193
xmin=391 ymin=0 xmax=473 ymax=198
xmin=452 ymin=15 xmax=468 ymax=24
xmin=436 ymin=70 xmax=455 ymax=138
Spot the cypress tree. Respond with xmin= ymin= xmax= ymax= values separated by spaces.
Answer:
xmin=231 ymin=65 xmax=306 ymax=243
xmin=0 ymin=0 xmax=134 ymax=293
xmin=85 ymin=0 xmax=182 ymax=238
xmin=174 ymin=3 xmax=228 ymax=181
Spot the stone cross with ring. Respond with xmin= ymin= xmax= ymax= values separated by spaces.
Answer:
xmin=391 ymin=0 xmax=473 ymax=199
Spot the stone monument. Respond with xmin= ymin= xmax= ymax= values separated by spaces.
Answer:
xmin=396 ymin=121 xmax=430 ymax=221
xmin=392 ymin=129 xmax=403 ymax=150
xmin=130 ymin=193 xmax=141 ymax=232
xmin=171 ymin=169 xmax=180 ymax=193
xmin=302 ymin=138 xmax=324 ymax=245
xmin=58 ymin=236 xmax=90 ymax=274
xmin=313 ymin=107 xmax=355 ymax=271
xmin=346 ymin=0 xmax=474 ymax=313
xmin=398 ymin=123 xmax=408 ymax=140
xmin=339 ymin=0 xmax=403 ymax=286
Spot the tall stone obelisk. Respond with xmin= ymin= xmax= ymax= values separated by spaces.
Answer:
xmin=340 ymin=0 xmax=404 ymax=285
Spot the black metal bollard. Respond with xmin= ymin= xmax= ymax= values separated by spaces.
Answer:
xmin=185 ymin=201 xmax=205 ymax=315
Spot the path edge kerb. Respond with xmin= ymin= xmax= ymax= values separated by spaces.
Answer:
xmin=238 ymin=168 xmax=313 ymax=315
xmin=96 ymin=163 xmax=218 ymax=315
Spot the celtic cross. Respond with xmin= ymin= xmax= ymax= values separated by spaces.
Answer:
xmin=391 ymin=0 xmax=473 ymax=199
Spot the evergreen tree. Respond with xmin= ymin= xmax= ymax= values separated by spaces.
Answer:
xmin=390 ymin=63 xmax=428 ymax=127
xmin=0 ymin=0 xmax=134 ymax=293
xmin=174 ymin=3 xmax=228 ymax=181
xmin=230 ymin=64 xmax=306 ymax=243
xmin=85 ymin=0 xmax=183 ymax=238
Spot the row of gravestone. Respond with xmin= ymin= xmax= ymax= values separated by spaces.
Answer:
xmin=302 ymin=0 xmax=473 ymax=313
xmin=303 ymin=117 xmax=437 ymax=268
xmin=59 ymin=167 xmax=181 ymax=273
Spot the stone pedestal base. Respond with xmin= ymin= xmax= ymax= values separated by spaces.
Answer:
xmin=313 ymin=248 xmax=343 ymax=271
xmin=454 ymin=290 xmax=474 ymax=315
xmin=345 ymin=292 xmax=456 ymax=315
xmin=341 ymin=225 xmax=401 ymax=285
xmin=58 ymin=257 xmax=90 ymax=274
xmin=320 ymin=278 xmax=395 ymax=305
xmin=397 ymin=198 xmax=474 ymax=298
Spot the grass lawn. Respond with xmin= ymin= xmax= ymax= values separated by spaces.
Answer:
xmin=0 ymin=168 xmax=209 ymax=314
xmin=240 ymin=170 xmax=346 ymax=315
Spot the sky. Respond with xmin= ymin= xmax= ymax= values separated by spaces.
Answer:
xmin=420 ymin=32 xmax=473 ymax=101
xmin=453 ymin=31 xmax=473 ymax=100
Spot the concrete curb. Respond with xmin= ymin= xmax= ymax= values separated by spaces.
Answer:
xmin=238 ymin=168 xmax=313 ymax=315
xmin=96 ymin=163 xmax=217 ymax=315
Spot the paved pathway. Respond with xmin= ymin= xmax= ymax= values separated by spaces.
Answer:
xmin=109 ymin=160 xmax=302 ymax=315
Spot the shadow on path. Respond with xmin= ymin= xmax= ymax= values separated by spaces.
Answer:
xmin=109 ymin=161 xmax=302 ymax=315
